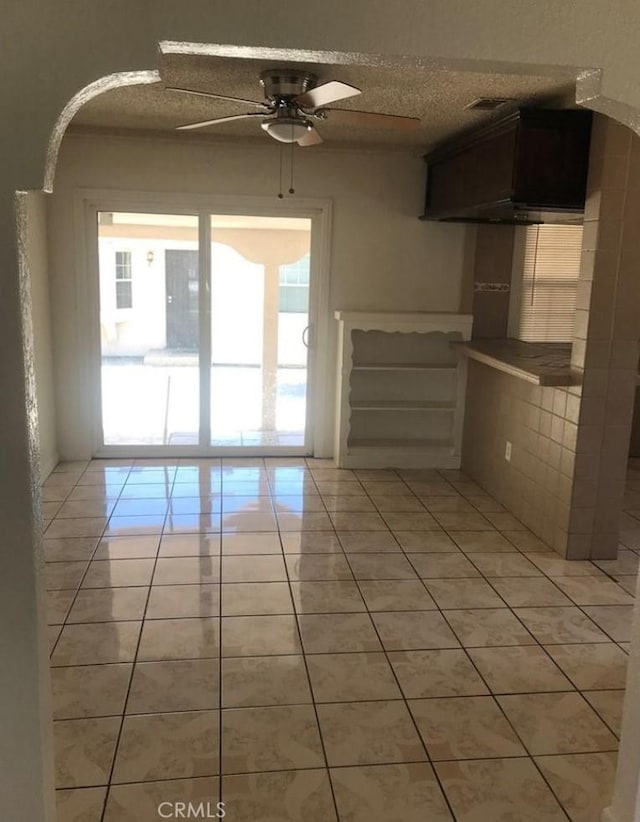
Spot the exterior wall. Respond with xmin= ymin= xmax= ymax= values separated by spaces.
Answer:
xmin=99 ymin=235 xmax=195 ymax=356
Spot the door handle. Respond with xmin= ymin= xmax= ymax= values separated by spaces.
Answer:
xmin=302 ymin=325 xmax=311 ymax=348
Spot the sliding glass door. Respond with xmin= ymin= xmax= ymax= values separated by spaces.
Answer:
xmin=97 ymin=210 xmax=313 ymax=453
xmin=209 ymin=215 xmax=311 ymax=448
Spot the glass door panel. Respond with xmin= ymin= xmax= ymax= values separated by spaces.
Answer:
xmin=277 ymin=252 xmax=311 ymax=443
xmin=98 ymin=212 xmax=200 ymax=446
xmin=210 ymin=241 xmax=264 ymax=445
xmin=209 ymin=215 xmax=312 ymax=448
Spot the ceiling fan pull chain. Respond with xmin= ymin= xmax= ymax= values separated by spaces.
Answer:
xmin=289 ymin=135 xmax=295 ymax=195
xmin=278 ymin=142 xmax=284 ymax=199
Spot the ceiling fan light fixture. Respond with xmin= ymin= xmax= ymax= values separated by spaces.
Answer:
xmin=262 ymin=116 xmax=313 ymax=143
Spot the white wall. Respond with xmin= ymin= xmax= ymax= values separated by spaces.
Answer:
xmin=25 ymin=192 xmax=58 ymax=478
xmin=49 ymin=131 xmax=468 ymax=458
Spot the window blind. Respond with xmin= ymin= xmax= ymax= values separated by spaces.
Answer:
xmin=515 ymin=224 xmax=583 ymax=342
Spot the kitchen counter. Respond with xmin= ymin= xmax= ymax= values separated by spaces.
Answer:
xmin=452 ymin=338 xmax=576 ymax=386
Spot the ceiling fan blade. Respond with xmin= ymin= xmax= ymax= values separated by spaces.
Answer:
xmin=325 ymin=108 xmax=420 ymax=129
xmin=166 ymin=86 xmax=268 ymax=109
xmin=176 ymin=112 xmax=266 ymax=131
xmin=297 ymin=128 xmax=324 ymax=147
xmin=295 ymin=80 xmax=361 ymax=109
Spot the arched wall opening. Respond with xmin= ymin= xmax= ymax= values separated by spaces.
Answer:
xmin=7 ymin=29 xmax=640 ymax=821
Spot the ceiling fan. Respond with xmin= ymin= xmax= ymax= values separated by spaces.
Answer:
xmin=167 ymin=69 xmax=420 ymax=146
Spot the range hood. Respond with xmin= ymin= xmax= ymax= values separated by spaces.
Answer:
xmin=420 ymin=109 xmax=593 ymax=225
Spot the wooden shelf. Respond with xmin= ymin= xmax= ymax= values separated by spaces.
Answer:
xmin=351 ymin=400 xmax=455 ymax=411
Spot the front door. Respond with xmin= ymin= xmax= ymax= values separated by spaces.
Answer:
xmin=166 ymin=249 xmax=199 ymax=350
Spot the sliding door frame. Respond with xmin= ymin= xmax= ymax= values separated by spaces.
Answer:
xmin=77 ymin=189 xmax=333 ymax=459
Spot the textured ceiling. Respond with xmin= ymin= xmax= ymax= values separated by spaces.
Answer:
xmin=71 ymin=53 xmax=577 ymax=152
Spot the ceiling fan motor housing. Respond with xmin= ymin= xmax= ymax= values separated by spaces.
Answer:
xmin=260 ymin=70 xmax=318 ymax=103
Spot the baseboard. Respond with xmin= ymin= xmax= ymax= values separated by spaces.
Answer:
xmin=39 ymin=452 xmax=59 ymax=482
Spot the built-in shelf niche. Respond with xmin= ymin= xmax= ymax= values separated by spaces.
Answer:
xmin=334 ymin=312 xmax=473 ymax=468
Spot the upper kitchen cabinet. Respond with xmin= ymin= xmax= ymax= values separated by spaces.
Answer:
xmin=421 ymin=109 xmax=592 ymax=224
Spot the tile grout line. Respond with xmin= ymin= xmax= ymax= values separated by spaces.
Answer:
xmin=273 ymin=461 xmax=343 ymax=822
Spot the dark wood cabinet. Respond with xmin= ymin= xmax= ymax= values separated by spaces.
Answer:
xmin=422 ymin=109 xmax=592 ymax=224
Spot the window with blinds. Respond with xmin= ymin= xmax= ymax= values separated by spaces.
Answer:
xmin=115 ymin=250 xmax=133 ymax=310
xmin=508 ymin=224 xmax=583 ymax=342
xmin=279 ymin=253 xmax=310 ymax=313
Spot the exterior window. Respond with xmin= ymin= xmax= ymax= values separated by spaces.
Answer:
xmin=508 ymin=225 xmax=582 ymax=343
xmin=115 ymin=250 xmax=133 ymax=309
xmin=279 ymin=254 xmax=310 ymax=313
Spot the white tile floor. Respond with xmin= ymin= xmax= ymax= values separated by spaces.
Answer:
xmin=45 ymin=457 xmax=639 ymax=822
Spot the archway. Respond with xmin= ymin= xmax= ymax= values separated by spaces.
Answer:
xmin=6 ymin=19 xmax=640 ymax=819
